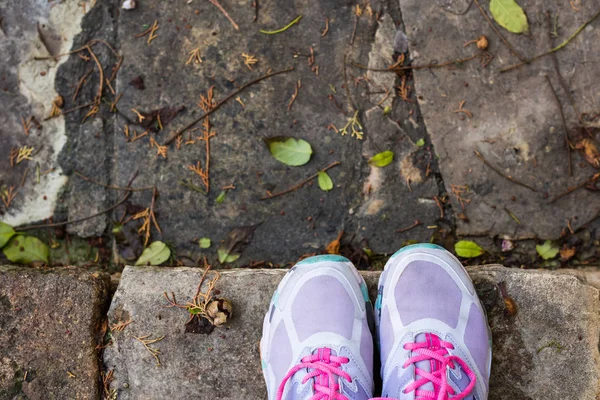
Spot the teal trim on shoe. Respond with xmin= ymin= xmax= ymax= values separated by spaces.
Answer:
xmin=391 ymin=243 xmax=446 ymax=259
xmin=271 ymin=290 xmax=279 ymax=307
xmin=296 ymin=255 xmax=351 ymax=265
xmin=375 ymin=294 xmax=382 ymax=310
xmin=261 ymin=359 xmax=267 ymax=369
xmin=360 ymin=282 xmax=370 ymax=303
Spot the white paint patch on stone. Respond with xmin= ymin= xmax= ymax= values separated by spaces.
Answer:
xmin=3 ymin=1 xmax=90 ymax=226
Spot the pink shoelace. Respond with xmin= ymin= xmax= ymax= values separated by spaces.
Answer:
xmin=276 ymin=348 xmax=352 ymax=400
xmin=401 ymin=335 xmax=476 ymax=400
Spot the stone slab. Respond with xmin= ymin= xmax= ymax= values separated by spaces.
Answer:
xmin=103 ymin=265 xmax=600 ymax=399
xmin=109 ymin=0 xmax=439 ymax=264
xmin=0 ymin=266 xmax=111 ymax=399
xmin=397 ymin=0 xmax=600 ymax=239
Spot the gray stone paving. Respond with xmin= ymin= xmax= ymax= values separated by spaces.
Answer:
xmin=1 ymin=0 xmax=599 ymax=264
xmin=399 ymin=0 xmax=600 ymax=239
xmin=0 ymin=266 xmax=111 ymax=399
xmin=103 ymin=266 xmax=600 ymax=400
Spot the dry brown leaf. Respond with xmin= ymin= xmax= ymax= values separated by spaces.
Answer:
xmin=560 ymin=246 xmax=576 ymax=262
xmin=325 ymin=231 xmax=344 ymax=254
xmin=574 ymin=138 xmax=600 ymax=168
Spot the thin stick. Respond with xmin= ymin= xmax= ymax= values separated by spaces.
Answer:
xmin=164 ymin=67 xmax=294 ymax=145
xmin=549 ymin=173 xmax=600 ymax=203
xmin=396 ymin=219 xmax=422 ymax=233
xmin=546 ymin=11 xmax=592 ymax=137
xmin=86 ymin=45 xmax=104 ymax=104
xmin=350 ymin=13 xmax=358 ymax=45
xmin=545 ymin=75 xmax=572 ymax=176
xmin=501 ymin=9 xmax=600 ymax=73
xmin=351 ymin=54 xmax=479 ymax=72
xmin=343 ymin=53 xmax=357 ymax=112
xmin=73 ymin=68 xmax=93 ymax=101
xmin=74 ymin=171 xmax=154 ymax=192
xmin=474 ymin=150 xmax=537 ymax=192
xmin=261 ymin=162 xmax=341 ymax=200
xmin=472 ymin=0 xmax=526 ymax=62
xmin=43 ymin=102 xmax=95 ymax=121
xmin=208 ymin=0 xmax=239 ymax=30
xmin=260 ymin=15 xmax=302 ymax=34
xmin=321 ymin=18 xmax=330 ymax=37
xmin=15 ymin=193 xmax=130 ymax=231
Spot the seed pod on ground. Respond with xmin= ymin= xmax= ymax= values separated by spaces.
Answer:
xmin=206 ymin=298 xmax=233 ymax=326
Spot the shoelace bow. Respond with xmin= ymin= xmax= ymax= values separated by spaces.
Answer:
xmin=401 ymin=338 xmax=476 ymax=400
xmin=276 ymin=348 xmax=352 ymax=400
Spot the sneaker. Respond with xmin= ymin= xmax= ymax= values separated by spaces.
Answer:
xmin=375 ymin=244 xmax=492 ymax=399
xmin=260 ymin=255 xmax=376 ymax=400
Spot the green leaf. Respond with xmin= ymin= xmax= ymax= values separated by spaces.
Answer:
xmin=317 ymin=171 xmax=333 ymax=191
xmin=218 ymin=248 xmax=241 ymax=264
xmin=199 ymin=237 xmax=211 ymax=249
xmin=216 ymin=191 xmax=226 ymax=204
xmin=3 ymin=235 xmax=49 ymax=264
xmin=383 ymin=106 xmax=392 ymax=115
xmin=369 ymin=151 xmax=394 ymax=167
xmin=264 ymin=137 xmax=312 ymax=166
xmin=536 ymin=240 xmax=559 ymax=260
xmin=0 ymin=222 xmax=16 ymax=248
xmin=455 ymin=240 xmax=484 ymax=258
xmin=490 ymin=0 xmax=529 ymax=34
xmin=415 ymin=138 xmax=425 ymax=147
xmin=135 ymin=241 xmax=171 ymax=266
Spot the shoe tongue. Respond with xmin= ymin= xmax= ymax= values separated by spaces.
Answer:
xmin=312 ymin=348 xmax=337 ymax=390
xmin=414 ymin=333 xmax=443 ymax=396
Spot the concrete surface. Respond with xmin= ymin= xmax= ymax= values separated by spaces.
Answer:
xmin=103 ymin=265 xmax=600 ymax=399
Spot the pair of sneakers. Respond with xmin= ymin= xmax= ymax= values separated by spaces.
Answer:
xmin=260 ymin=244 xmax=492 ymax=400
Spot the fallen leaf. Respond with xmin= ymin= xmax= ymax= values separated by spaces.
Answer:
xmin=217 ymin=224 xmax=260 ymax=264
xmin=536 ymin=240 xmax=559 ymax=260
xmin=574 ymin=138 xmax=600 ymax=169
xmin=317 ymin=171 xmax=333 ymax=191
xmin=0 ymin=222 xmax=16 ymax=248
xmin=454 ymin=240 xmax=484 ymax=258
xmin=369 ymin=151 xmax=394 ymax=167
xmin=415 ymin=138 xmax=425 ymax=147
xmin=559 ymin=245 xmax=576 ymax=262
xmin=325 ymin=231 xmax=343 ymax=254
xmin=199 ymin=237 xmax=211 ymax=249
xmin=3 ymin=235 xmax=49 ymax=264
xmin=264 ymin=137 xmax=312 ymax=166
xmin=129 ymin=75 xmax=145 ymax=90
xmin=215 ymin=191 xmax=226 ymax=204
xmin=139 ymin=106 xmax=186 ymax=132
xmin=490 ymin=0 xmax=529 ymax=34
xmin=135 ymin=241 xmax=170 ymax=266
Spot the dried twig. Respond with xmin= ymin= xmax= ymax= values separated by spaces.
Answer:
xmin=74 ymin=171 xmax=154 ymax=192
xmin=321 ymin=17 xmax=330 ymax=37
xmin=351 ymin=54 xmax=479 ymax=73
xmin=474 ymin=150 xmax=537 ymax=192
xmin=73 ymin=68 xmax=93 ymax=101
xmin=396 ymin=219 xmax=422 ymax=233
xmin=134 ymin=334 xmax=164 ymax=366
xmin=208 ymin=0 xmax=239 ymax=30
xmin=288 ymin=80 xmax=301 ymax=110
xmin=545 ymin=75 xmax=572 ymax=176
xmin=502 ymin=9 xmax=600 ymax=73
xmin=164 ymin=67 xmax=294 ymax=145
xmin=453 ymin=100 xmax=473 ymax=118
xmin=261 ymin=162 xmax=341 ymax=200
xmin=472 ymin=0 xmax=526 ymax=62
xmin=549 ymin=173 xmax=600 ymax=203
